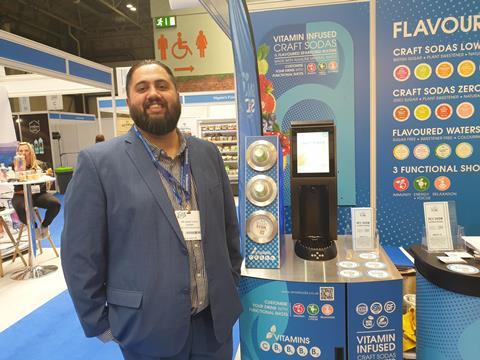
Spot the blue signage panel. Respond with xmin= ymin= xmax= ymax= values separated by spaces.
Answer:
xmin=250 ymin=3 xmax=370 ymax=232
xmin=347 ymin=280 xmax=403 ymax=360
xmin=376 ymin=0 xmax=480 ymax=246
xmin=183 ymin=92 xmax=235 ymax=104
xmin=239 ymin=277 xmax=346 ymax=359
xmin=228 ymin=0 xmax=263 ymax=253
xmin=48 ymin=112 xmax=96 ymax=121
xmin=69 ymin=61 xmax=112 ymax=86
xmin=98 ymin=99 xmax=128 ymax=109
xmin=0 ymin=38 xmax=66 ymax=74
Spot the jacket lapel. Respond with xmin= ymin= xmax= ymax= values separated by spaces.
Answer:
xmin=187 ymin=137 xmax=208 ymax=242
xmin=124 ymin=129 xmax=185 ymax=244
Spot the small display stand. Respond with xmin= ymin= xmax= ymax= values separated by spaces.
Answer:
xmin=239 ymin=236 xmax=403 ymax=359
xmin=410 ymin=244 xmax=480 ymax=359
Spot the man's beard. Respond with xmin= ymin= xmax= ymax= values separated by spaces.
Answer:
xmin=130 ymin=98 xmax=181 ymax=136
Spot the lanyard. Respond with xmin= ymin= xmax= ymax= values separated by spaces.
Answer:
xmin=133 ymin=126 xmax=191 ymax=208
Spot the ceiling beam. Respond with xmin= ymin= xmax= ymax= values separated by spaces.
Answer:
xmin=96 ymin=0 xmax=147 ymax=31
xmin=17 ymin=0 xmax=88 ymax=33
xmin=0 ymin=6 xmax=66 ymax=40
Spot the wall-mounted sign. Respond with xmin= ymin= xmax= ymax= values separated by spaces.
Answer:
xmin=46 ymin=95 xmax=63 ymax=110
xmin=153 ymin=13 xmax=233 ymax=76
xmin=154 ymin=16 xmax=177 ymax=29
xmin=18 ymin=97 xmax=31 ymax=113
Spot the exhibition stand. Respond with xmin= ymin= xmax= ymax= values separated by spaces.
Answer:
xmin=0 ymin=30 xmax=114 ymax=99
xmin=411 ymin=245 xmax=480 ymax=359
xmin=0 ymin=29 xmax=115 ymax=168
xmin=240 ymin=237 xmax=403 ymax=359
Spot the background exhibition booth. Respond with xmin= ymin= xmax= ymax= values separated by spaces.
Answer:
xmin=1 ymin=0 xmax=480 ymax=359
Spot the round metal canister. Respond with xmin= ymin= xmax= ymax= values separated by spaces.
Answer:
xmin=246 ymin=140 xmax=277 ymax=171
xmin=246 ymin=210 xmax=278 ymax=244
xmin=246 ymin=175 xmax=277 ymax=207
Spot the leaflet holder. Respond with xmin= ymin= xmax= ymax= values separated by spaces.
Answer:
xmin=290 ymin=121 xmax=338 ymax=261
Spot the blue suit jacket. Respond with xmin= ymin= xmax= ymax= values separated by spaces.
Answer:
xmin=61 ymin=128 xmax=243 ymax=357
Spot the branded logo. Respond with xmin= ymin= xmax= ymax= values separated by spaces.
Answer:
xmin=328 ymin=61 xmax=338 ymax=71
xmin=370 ymin=302 xmax=383 ymax=314
xmin=434 ymin=176 xmax=451 ymax=191
xmin=318 ymin=62 xmax=327 ymax=71
xmin=356 ymin=303 xmax=368 ymax=315
xmin=297 ymin=345 xmax=308 ymax=357
xmin=293 ymin=303 xmax=305 ymax=315
xmin=393 ymin=65 xmax=410 ymax=81
xmin=262 ymin=325 xmax=319 ymax=357
xmin=29 ymin=120 xmax=41 ymax=134
xmin=284 ymin=344 xmax=295 ymax=355
xmin=363 ymin=316 xmax=374 ymax=329
xmin=321 ymin=304 xmax=334 ymax=316
xmin=307 ymin=304 xmax=320 ymax=316
xmin=414 ymin=176 xmax=430 ymax=192
xmin=307 ymin=63 xmax=317 ymax=73
xmin=393 ymin=177 xmax=409 ymax=192
xmin=384 ymin=301 xmax=396 ymax=313
xmin=272 ymin=342 xmax=283 ymax=353
xmin=309 ymin=346 xmax=321 ymax=358
xmin=377 ymin=315 xmax=389 ymax=328
xmin=260 ymin=341 xmax=270 ymax=352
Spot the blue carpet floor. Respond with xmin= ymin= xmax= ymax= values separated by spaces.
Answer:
xmin=0 ymin=291 xmax=122 ymax=360
xmin=0 ymin=290 xmax=240 ymax=360
xmin=2 ymin=194 xmax=240 ymax=359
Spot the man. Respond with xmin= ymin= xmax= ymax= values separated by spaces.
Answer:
xmin=61 ymin=60 xmax=243 ymax=359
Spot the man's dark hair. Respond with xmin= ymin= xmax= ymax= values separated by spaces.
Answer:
xmin=95 ymin=134 xmax=105 ymax=143
xmin=125 ymin=60 xmax=177 ymax=97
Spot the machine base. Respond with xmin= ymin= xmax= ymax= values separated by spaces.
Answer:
xmin=295 ymin=236 xmax=337 ymax=261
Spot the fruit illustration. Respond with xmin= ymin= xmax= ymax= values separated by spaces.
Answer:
xmin=258 ymin=59 xmax=269 ymax=75
xmin=257 ymin=42 xmax=290 ymax=169
xmin=261 ymin=92 xmax=276 ymax=114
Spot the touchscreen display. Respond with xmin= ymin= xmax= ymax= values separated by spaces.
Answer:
xmin=296 ymin=132 xmax=329 ymax=173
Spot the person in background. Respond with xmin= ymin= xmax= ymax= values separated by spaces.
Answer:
xmin=11 ymin=142 xmax=61 ymax=239
xmin=95 ymin=134 xmax=105 ymax=143
xmin=62 ymin=60 xmax=242 ymax=359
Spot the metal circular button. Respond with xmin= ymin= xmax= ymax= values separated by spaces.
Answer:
xmin=246 ymin=210 xmax=278 ymax=244
xmin=246 ymin=140 xmax=277 ymax=171
xmin=246 ymin=175 xmax=277 ymax=207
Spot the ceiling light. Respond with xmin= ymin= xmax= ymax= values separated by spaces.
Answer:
xmin=130 ymin=6 xmax=137 ymax=11
xmin=126 ymin=4 xmax=133 ymax=8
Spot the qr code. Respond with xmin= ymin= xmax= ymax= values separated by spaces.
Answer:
xmin=320 ymin=287 xmax=334 ymax=301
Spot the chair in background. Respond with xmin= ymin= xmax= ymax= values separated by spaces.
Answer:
xmin=0 ymin=208 xmax=27 ymax=277
xmin=16 ymin=208 xmax=59 ymax=259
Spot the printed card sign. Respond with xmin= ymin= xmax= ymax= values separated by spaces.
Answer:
xmin=423 ymin=201 xmax=453 ymax=251
xmin=351 ymin=207 xmax=375 ymax=251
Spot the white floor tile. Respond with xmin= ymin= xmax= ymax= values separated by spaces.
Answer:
xmin=0 ymin=248 xmax=66 ymax=332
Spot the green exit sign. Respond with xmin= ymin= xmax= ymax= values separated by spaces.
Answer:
xmin=154 ymin=16 xmax=177 ymax=29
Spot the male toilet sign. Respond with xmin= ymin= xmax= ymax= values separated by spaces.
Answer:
xmin=157 ymin=35 xmax=168 ymax=60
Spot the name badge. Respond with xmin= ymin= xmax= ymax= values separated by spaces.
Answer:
xmin=175 ymin=210 xmax=202 ymax=241
xmin=31 ymin=185 xmax=41 ymax=194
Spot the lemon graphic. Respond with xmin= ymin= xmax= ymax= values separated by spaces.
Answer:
xmin=414 ymin=63 xmax=432 ymax=80
xmin=258 ymin=59 xmax=269 ymax=75
xmin=414 ymin=104 xmax=431 ymax=121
